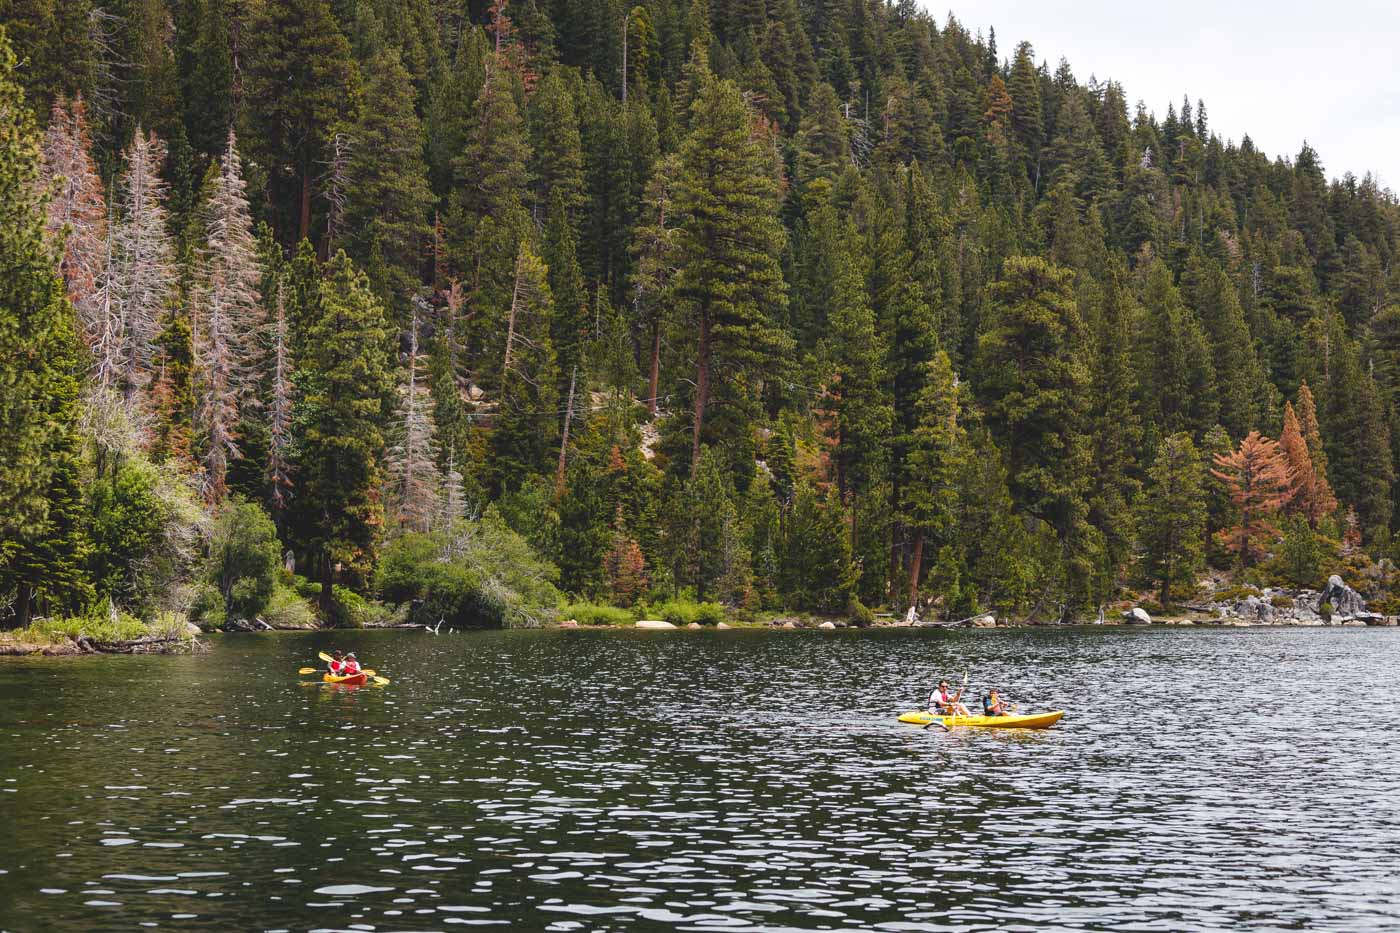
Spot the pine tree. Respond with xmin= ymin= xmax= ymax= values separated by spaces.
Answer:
xmin=1210 ymin=431 xmax=1291 ymax=567
xmin=1182 ymin=254 xmax=1264 ymax=439
xmin=491 ymin=242 xmax=560 ymax=487
xmin=342 ymin=46 xmax=434 ymax=313
xmin=387 ymin=300 xmax=443 ymax=532
xmin=673 ymin=74 xmax=789 ymax=473
xmin=823 ymin=221 xmax=890 ymax=556
xmin=1137 ymin=258 xmax=1216 ymax=438
xmin=542 ymin=189 xmax=589 ymax=392
xmin=1084 ymin=272 xmax=1142 ymax=590
xmin=976 ymin=256 xmax=1089 ymax=534
xmin=1137 ymin=432 xmax=1207 ymax=608
xmin=291 ymin=251 xmax=394 ymax=620
xmin=630 ymin=153 xmax=679 ymax=415
xmin=902 ymin=351 xmax=965 ymax=608
xmin=527 ymin=68 xmax=586 ymax=218
xmin=0 ymin=31 xmax=93 ymax=626
xmin=193 ymin=130 xmax=265 ymax=502
xmin=149 ymin=304 xmax=196 ymax=467
xmin=242 ymin=0 xmax=357 ymax=241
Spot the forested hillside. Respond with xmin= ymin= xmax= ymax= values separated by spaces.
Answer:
xmin=3 ymin=0 xmax=1398 ymax=631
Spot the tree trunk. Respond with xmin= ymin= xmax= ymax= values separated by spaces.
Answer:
xmin=15 ymin=581 xmax=34 ymax=630
xmin=299 ymin=166 xmax=312 ymax=243
xmin=907 ymin=531 xmax=924 ymax=611
xmin=646 ymin=319 xmax=661 ymax=416
xmin=319 ymin=556 xmax=335 ymax=622
xmin=691 ymin=312 xmax=710 ymax=475
xmin=556 ymin=365 xmax=577 ymax=497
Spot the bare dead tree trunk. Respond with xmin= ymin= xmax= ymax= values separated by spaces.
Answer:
xmin=556 ymin=365 xmax=577 ymax=497
xmin=691 ymin=311 xmax=710 ymax=475
xmin=502 ymin=250 xmax=524 ymax=392
xmin=647 ymin=319 xmax=661 ymax=416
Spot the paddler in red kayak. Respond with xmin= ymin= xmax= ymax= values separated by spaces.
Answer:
xmin=327 ymin=650 xmax=346 ymax=676
xmin=341 ymin=653 xmax=362 ymax=676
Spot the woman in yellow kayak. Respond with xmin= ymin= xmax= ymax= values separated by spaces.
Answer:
xmin=930 ymin=679 xmax=972 ymax=717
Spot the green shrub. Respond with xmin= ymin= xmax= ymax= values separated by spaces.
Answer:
xmin=846 ymin=598 xmax=874 ymax=626
xmin=1270 ymin=594 xmax=1295 ymax=609
xmin=262 ymin=584 xmax=317 ymax=629
xmin=375 ymin=508 xmax=561 ymax=628
xmin=1137 ymin=599 xmax=1164 ymax=615
xmin=201 ymin=499 xmax=280 ymax=624
xmin=561 ymin=601 xmax=635 ymax=626
xmin=692 ymin=602 xmax=727 ymax=626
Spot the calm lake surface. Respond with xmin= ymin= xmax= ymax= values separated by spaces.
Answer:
xmin=1 ymin=626 xmax=1398 ymax=931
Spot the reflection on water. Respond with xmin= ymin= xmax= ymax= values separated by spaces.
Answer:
xmin=1 ymin=627 xmax=1398 ymax=930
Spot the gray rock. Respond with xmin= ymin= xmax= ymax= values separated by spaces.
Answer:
xmin=634 ymin=619 xmax=676 ymax=630
xmin=1318 ymin=574 xmax=1367 ymax=619
xmin=818 ymin=621 xmax=837 ymax=630
xmin=1124 ymin=607 xmax=1152 ymax=624
xmin=687 ymin=622 xmax=702 ymax=629
xmin=558 ymin=619 xmax=580 ymax=629
xmin=1234 ymin=596 xmax=1273 ymax=624
xmin=715 ymin=622 xmax=732 ymax=630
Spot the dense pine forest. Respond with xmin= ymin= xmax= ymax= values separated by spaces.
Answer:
xmin=3 ymin=0 xmax=1399 ymax=635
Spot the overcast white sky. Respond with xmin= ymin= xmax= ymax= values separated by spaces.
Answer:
xmin=933 ymin=1 xmax=1399 ymax=190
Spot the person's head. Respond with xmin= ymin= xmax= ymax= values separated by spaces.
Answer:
xmin=347 ymin=652 xmax=357 ymax=660
xmin=939 ymin=680 xmax=948 ymax=690
xmin=333 ymin=650 xmax=344 ymax=659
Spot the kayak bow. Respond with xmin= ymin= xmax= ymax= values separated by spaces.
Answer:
xmin=898 ymin=709 xmax=1064 ymax=729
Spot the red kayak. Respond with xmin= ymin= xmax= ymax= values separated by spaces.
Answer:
xmin=323 ymin=671 xmax=369 ymax=685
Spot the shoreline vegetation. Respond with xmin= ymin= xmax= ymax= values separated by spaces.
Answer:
xmin=5 ymin=7 xmax=1400 ymax=655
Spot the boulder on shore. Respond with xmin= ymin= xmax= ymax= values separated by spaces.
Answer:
xmin=1124 ymin=607 xmax=1152 ymax=624
xmin=558 ymin=619 xmax=580 ymax=629
xmin=687 ymin=622 xmax=702 ymax=629
xmin=715 ymin=622 xmax=732 ymax=630
xmin=1318 ymin=574 xmax=1367 ymax=619
xmin=634 ymin=619 xmax=676 ymax=630
xmin=971 ymin=615 xmax=997 ymax=628
xmin=818 ymin=621 xmax=837 ymax=630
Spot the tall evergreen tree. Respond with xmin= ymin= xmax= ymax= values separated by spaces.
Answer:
xmin=673 ymin=74 xmax=789 ymax=472
xmin=0 ymin=31 xmax=93 ymax=626
xmin=291 ymin=252 xmax=393 ymax=619
xmin=822 ymin=222 xmax=891 ymax=555
xmin=1137 ymin=432 xmax=1207 ymax=607
xmin=902 ymin=351 xmax=965 ymax=609
xmin=342 ymin=46 xmax=434 ymax=314
xmin=242 ymin=0 xmax=357 ymax=242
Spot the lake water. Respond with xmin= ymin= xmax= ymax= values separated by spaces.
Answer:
xmin=1 ymin=626 xmax=1398 ymax=931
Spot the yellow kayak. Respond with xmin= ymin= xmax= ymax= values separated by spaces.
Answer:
xmin=898 ymin=710 xmax=1064 ymax=729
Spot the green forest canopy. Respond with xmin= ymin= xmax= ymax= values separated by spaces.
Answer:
xmin=2 ymin=0 xmax=1398 ymax=628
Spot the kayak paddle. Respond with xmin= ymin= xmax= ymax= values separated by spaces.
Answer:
xmin=298 ymin=666 xmax=318 ymax=674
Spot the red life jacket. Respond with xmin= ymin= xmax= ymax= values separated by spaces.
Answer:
xmin=329 ymin=659 xmax=343 ymax=674
xmin=343 ymin=659 xmax=361 ymax=674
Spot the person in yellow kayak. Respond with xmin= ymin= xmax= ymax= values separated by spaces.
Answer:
xmin=930 ymin=679 xmax=971 ymax=717
xmin=983 ymin=688 xmax=1010 ymax=716
xmin=327 ymin=650 xmax=347 ymax=676
xmin=341 ymin=653 xmax=362 ymax=676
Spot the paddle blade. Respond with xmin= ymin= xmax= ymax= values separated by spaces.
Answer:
xmin=298 ymin=667 xmax=318 ymax=675
xmin=318 ymin=651 xmax=334 ymax=663
xmin=371 ymin=675 xmax=390 ymax=685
